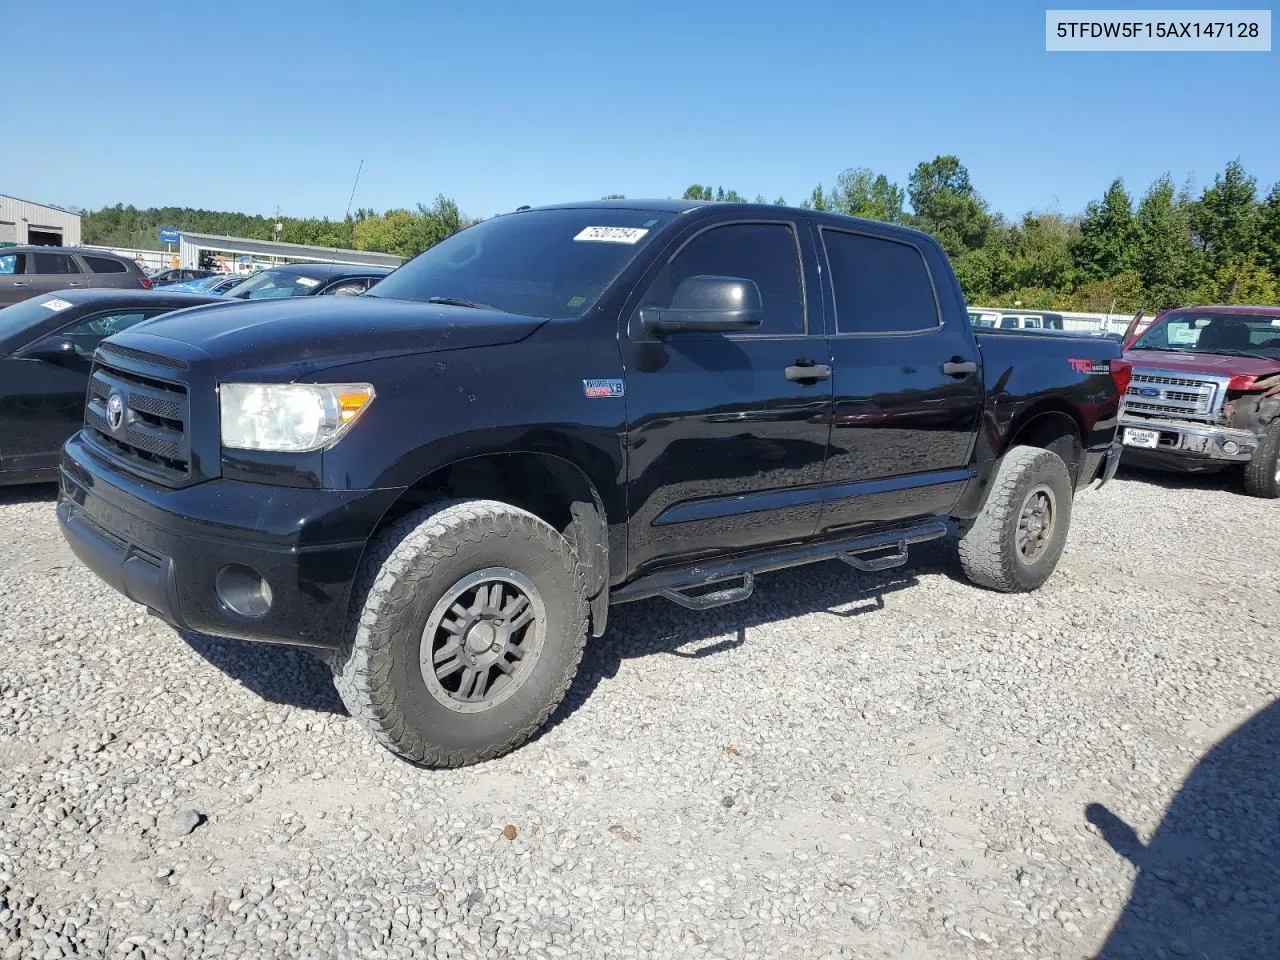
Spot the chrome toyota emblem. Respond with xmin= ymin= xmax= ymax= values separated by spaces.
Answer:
xmin=106 ymin=392 xmax=125 ymax=432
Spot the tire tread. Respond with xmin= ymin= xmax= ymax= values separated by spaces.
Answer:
xmin=331 ymin=499 xmax=587 ymax=767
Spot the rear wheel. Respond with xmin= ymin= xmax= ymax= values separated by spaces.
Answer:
xmin=331 ymin=499 xmax=587 ymax=767
xmin=958 ymin=446 xmax=1073 ymax=593
xmin=1242 ymin=421 xmax=1280 ymax=498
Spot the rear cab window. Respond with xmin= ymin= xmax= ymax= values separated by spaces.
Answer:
xmin=820 ymin=228 xmax=939 ymax=333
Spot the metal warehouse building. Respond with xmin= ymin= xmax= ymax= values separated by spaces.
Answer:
xmin=0 ymin=195 xmax=82 ymax=247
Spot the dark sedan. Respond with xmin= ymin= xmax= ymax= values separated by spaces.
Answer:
xmin=0 ymin=288 xmax=221 ymax=485
xmin=221 ymin=262 xmax=393 ymax=299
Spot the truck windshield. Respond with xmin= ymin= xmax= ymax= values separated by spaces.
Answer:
xmin=1131 ymin=311 xmax=1280 ymax=359
xmin=366 ymin=208 xmax=673 ymax=318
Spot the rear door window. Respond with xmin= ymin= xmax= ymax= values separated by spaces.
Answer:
xmin=82 ymin=256 xmax=129 ymax=274
xmin=821 ymin=229 xmax=939 ymax=334
xmin=0 ymin=253 xmax=25 ymax=275
xmin=31 ymin=253 xmax=80 ymax=275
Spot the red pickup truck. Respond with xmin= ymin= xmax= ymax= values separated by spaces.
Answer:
xmin=1120 ymin=305 xmax=1280 ymax=497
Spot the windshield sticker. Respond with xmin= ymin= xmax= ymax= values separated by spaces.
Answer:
xmin=295 ymin=276 xmax=321 ymax=288
xmin=574 ymin=226 xmax=648 ymax=244
xmin=1273 ymin=319 xmax=1280 ymax=326
xmin=40 ymin=298 xmax=73 ymax=312
xmin=566 ymin=295 xmax=586 ymax=308
xmin=643 ymin=219 xmax=658 ymax=227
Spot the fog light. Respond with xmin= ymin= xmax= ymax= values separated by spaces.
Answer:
xmin=215 ymin=564 xmax=273 ymax=618
xmin=1222 ymin=440 xmax=1240 ymax=455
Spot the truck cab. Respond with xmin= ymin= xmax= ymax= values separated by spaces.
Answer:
xmin=1120 ymin=305 xmax=1280 ymax=497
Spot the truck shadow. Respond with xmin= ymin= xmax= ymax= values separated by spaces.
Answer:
xmin=1085 ymin=699 xmax=1280 ymax=959
xmin=0 ymin=482 xmax=58 ymax=505
xmin=548 ymin=555 xmax=932 ymax=732
xmin=180 ymin=630 xmax=347 ymax=715
xmin=1116 ymin=463 xmax=1247 ymax=494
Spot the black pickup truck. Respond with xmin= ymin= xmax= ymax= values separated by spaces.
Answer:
xmin=57 ymin=200 xmax=1127 ymax=766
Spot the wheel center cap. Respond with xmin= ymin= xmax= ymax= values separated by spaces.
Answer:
xmin=465 ymin=621 xmax=498 ymax=654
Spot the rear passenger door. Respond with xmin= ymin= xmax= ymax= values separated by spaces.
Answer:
xmin=621 ymin=216 xmax=832 ymax=573
xmin=25 ymin=251 xmax=87 ymax=298
xmin=816 ymin=225 xmax=982 ymax=535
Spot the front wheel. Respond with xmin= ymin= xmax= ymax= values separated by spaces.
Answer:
xmin=331 ymin=499 xmax=588 ymax=767
xmin=958 ymin=446 xmax=1073 ymax=593
xmin=1242 ymin=421 xmax=1280 ymax=498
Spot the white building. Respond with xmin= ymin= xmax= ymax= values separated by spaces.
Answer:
xmin=0 ymin=194 xmax=82 ymax=247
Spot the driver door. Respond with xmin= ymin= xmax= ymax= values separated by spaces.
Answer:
xmin=621 ymin=217 xmax=833 ymax=574
xmin=0 ymin=309 xmax=160 ymax=477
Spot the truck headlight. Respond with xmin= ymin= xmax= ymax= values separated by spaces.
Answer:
xmin=219 ymin=383 xmax=375 ymax=452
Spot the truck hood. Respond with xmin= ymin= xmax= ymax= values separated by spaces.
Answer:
xmin=1124 ymin=349 xmax=1280 ymax=378
xmin=107 ymin=296 xmax=547 ymax=377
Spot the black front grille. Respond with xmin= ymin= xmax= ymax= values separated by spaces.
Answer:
xmin=97 ymin=342 xmax=189 ymax=370
xmin=85 ymin=354 xmax=191 ymax=485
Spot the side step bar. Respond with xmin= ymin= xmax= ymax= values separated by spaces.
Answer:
xmin=612 ymin=519 xmax=950 ymax=607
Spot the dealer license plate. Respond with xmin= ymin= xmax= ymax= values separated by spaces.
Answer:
xmin=1123 ymin=428 xmax=1160 ymax=449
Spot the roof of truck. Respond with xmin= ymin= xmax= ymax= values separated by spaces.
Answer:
xmin=524 ymin=199 xmax=940 ymax=244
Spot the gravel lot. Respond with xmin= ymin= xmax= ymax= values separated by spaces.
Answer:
xmin=2 ymin=469 xmax=1277 ymax=960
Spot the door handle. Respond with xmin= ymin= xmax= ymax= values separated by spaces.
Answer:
xmin=785 ymin=361 xmax=831 ymax=383
xmin=12 ymin=281 xmax=27 ymax=287
xmin=942 ymin=358 xmax=978 ymax=377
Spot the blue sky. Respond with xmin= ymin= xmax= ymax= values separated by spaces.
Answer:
xmin=3 ymin=1 xmax=1276 ymax=221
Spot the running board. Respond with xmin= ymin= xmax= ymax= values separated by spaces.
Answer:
xmin=660 ymin=572 xmax=755 ymax=610
xmin=612 ymin=519 xmax=950 ymax=606
xmin=840 ymin=539 xmax=909 ymax=572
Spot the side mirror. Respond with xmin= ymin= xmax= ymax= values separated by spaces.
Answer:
xmin=17 ymin=335 xmax=77 ymax=362
xmin=640 ymin=275 xmax=763 ymax=334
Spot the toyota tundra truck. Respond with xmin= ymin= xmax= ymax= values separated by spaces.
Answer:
xmin=57 ymin=200 xmax=1127 ymax=766
xmin=1120 ymin=305 xmax=1280 ymax=497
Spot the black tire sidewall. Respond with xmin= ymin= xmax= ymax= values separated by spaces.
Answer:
xmin=375 ymin=522 xmax=582 ymax=756
xmin=1244 ymin=422 xmax=1280 ymax=498
xmin=1005 ymin=454 xmax=1073 ymax=590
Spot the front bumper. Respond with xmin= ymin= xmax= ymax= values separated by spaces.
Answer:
xmin=58 ymin=433 xmax=403 ymax=649
xmin=1119 ymin=416 xmax=1258 ymax=468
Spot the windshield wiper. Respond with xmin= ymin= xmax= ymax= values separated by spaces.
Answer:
xmin=426 ymin=296 xmax=494 ymax=311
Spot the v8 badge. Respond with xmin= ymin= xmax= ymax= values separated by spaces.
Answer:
xmin=583 ymin=379 xmax=624 ymax=399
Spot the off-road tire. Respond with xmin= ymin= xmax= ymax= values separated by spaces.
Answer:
xmin=958 ymin=445 xmax=1073 ymax=593
xmin=1242 ymin=421 xmax=1280 ymax=498
xmin=331 ymin=499 xmax=588 ymax=767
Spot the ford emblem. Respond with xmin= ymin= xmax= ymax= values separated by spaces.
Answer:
xmin=106 ymin=392 xmax=125 ymax=432
xmin=1138 ymin=387 xmax=1161 ymax=398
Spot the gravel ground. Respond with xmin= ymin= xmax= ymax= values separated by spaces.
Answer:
xmin=1 ymin=468 xmax=1277 ymax=960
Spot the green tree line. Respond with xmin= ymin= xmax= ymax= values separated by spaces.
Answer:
xmin=83 ymin=157 xmax=1280 ymax=311
xmin=81 ymin=195 xmax=471 ymax=261
xmin=679 ymin=157 xmax=1280 ymax=312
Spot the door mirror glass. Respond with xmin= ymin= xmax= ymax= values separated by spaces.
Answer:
xmin=640 ymin=275 xmax=763 ymax=334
